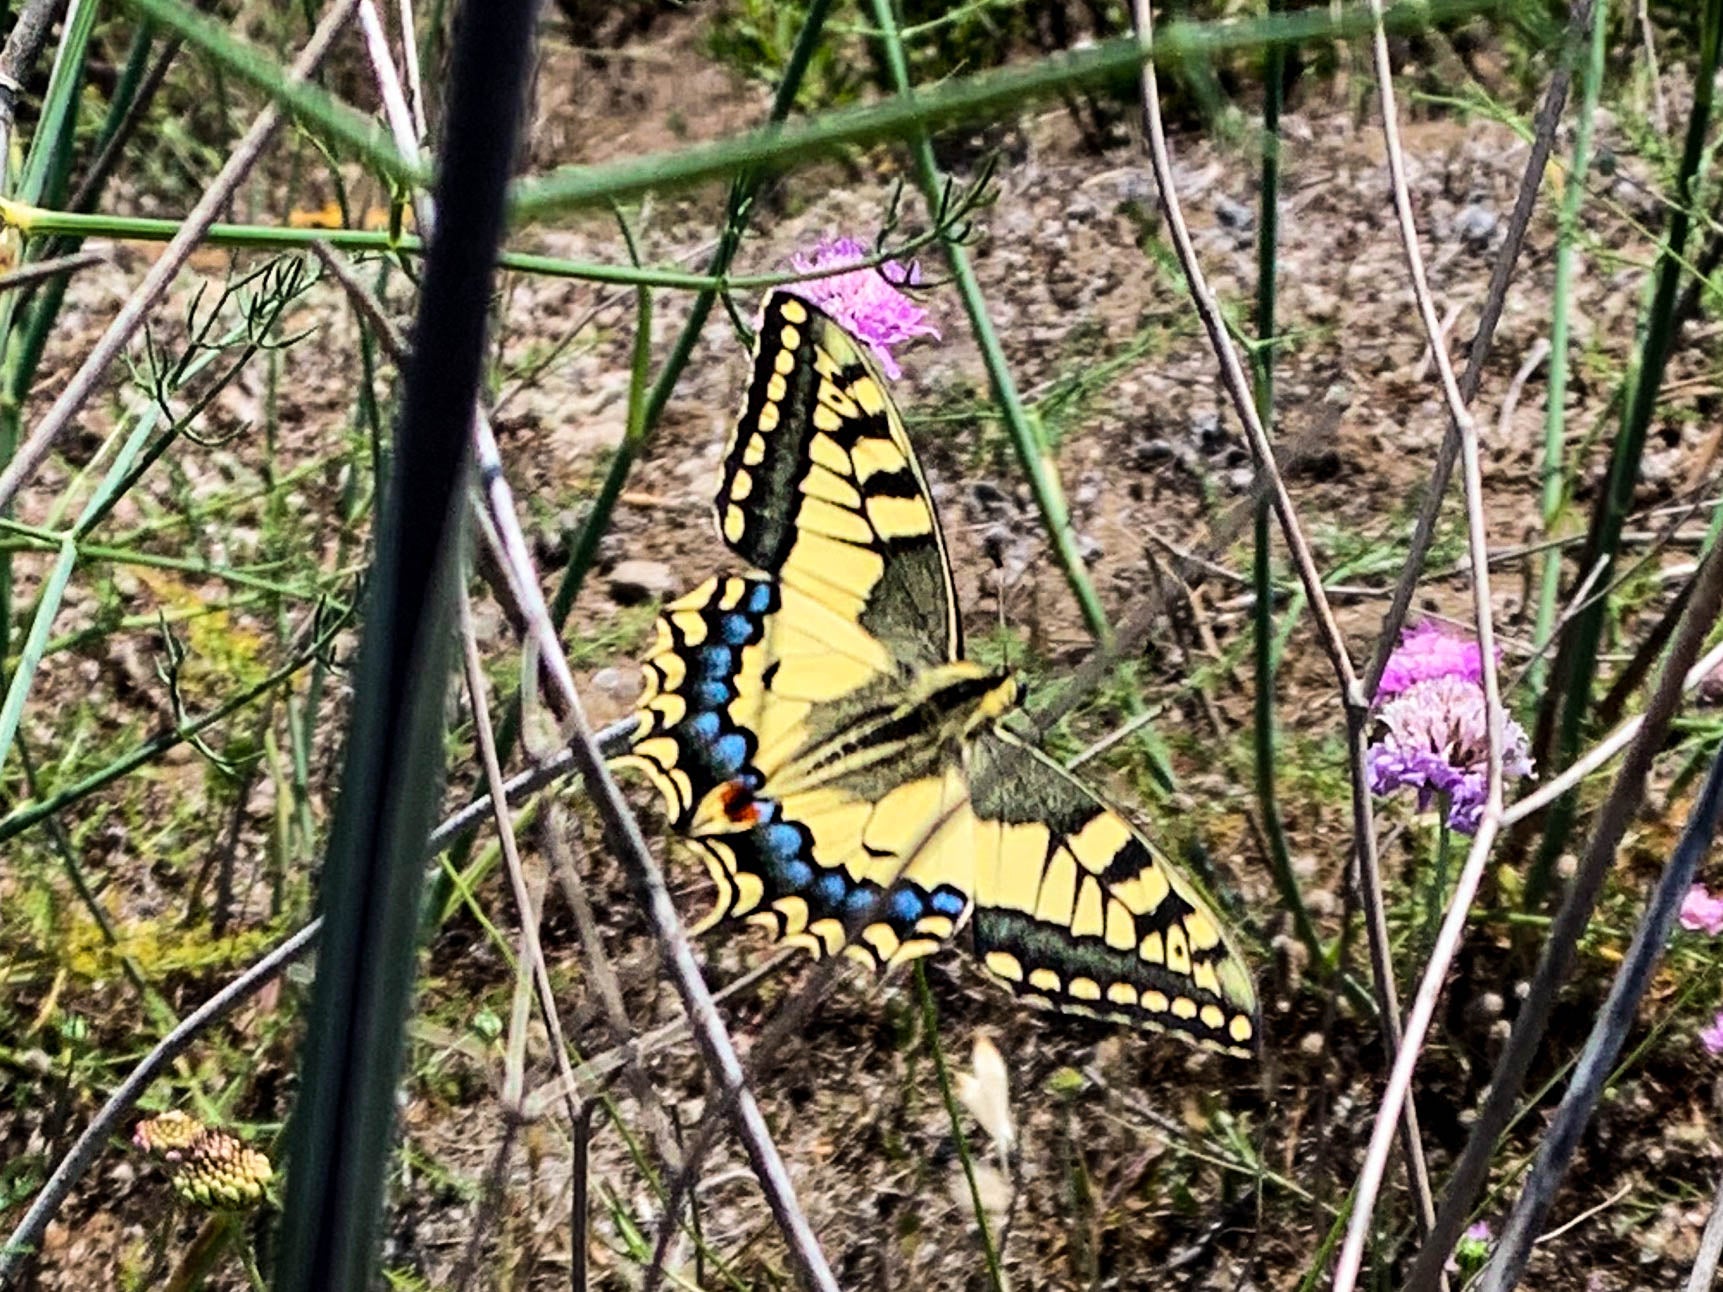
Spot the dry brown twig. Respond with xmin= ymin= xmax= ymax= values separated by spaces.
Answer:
xmin=541 ymin=804 xmax=686 ymax=1173
xmin=0 ymin=0 xmax=63 ymax=167
xmin=1128 ymin=0 xmax=1448 ymax=1246
xmin=457 ymin=582 xmax=591 ymax=1118
xmin=1332 ymin=0 xmax=1515 ymax=1280
xmin=1363 ymin=0 xmax=1592 ymax=696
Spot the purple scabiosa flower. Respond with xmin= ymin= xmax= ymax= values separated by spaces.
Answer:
xmin=787 ymin=236 xmax=939 ymax=380
xmin=1681 ymin=884 xmax=1723 ymax=935
xmin=1702 ymin=1011 xmax=1723 ymax=1056
xmin=1377 ymin=621 xmax=1487 ymax=697
xmin=1366 ymin=674 xmax=1533 ymax=834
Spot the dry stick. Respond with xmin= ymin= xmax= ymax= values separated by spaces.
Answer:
xmin=353 ymin=33 xmax=835 ymax=1288
xmin=1132 ymin=3 xmax=1358 ymax=705
xmin=458 ymin=585 xmax=590 ymax=1118
xmin=0 ymin=0 xmax=361 ymax=514
xmin=571 ymin=1101 xmax=594 ymax=1292
xmin=1637 ymin=0 xmax=1670 ymax=134
xmin=0 ymin=918 xmax=321 ymax=1284
xmin=1362 ymin=0 xmax=1590 ymax=697
xmin=1130 ymin=0 xmax=1451 ymax=1245
xmin=1686 ymin=1168 xmax=1723 ymax=1292
xmin=1479 ymin=741 xmax=1723 ymax=1291
xmin=452 ymin=860 xmax=542 ymax=1292
xmin=0 ymin=0 xmax=64 ymax=167
xmin=0 ymin=249 xmax=106 ymax=293
xmin=541 ymin=805 xmax=685 ymax=1173
xmin=1502 ymin=636 xmax=1723 ymax=825
xmin=1331 ymin=1 xmax=1517 ymax=1283
xmin=1403 ymin=544 xmax=1723 ymax=1290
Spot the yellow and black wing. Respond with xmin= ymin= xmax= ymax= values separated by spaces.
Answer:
xmin=617 ymin=289 xmax=973 ymax=962
xmin=964 ymin=730 xmax=1259 ymax=1056
xmin=715 ymin=289 xmax=960 ymax=672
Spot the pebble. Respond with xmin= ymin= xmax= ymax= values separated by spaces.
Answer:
xmin=606 ymin=559 xmax=677 ymax=605
xmin=1215 ymin=193 xmax=1256 ymax=232
xmin=1453 ymin=201 xmax=1498 ymax=248
xmin=590 ymin=666 xmax=636 ymax=703
xmin=1191 ymin=410 xmax=1226 ymax=456
xmin=1129 ymin=436 xmax=1174 ymax=469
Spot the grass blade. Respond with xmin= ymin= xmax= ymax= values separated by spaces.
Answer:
xmin=1530 ymin=0 xmax=1723 ymax=899
xmin=270 ymin=1 xmax=539 ymax=1287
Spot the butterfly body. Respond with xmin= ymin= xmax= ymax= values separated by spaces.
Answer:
xmin=615 ymin=290 xmax=1259 ymax=1055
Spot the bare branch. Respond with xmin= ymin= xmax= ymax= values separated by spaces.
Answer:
xmin=1333 ymin=0 xmax=1519 ymax=1279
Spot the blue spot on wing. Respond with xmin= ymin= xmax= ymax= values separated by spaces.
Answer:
xmin=813 ymin=872 xmax=848 ymax=910
xmin=746 ymin=583 xmax=773 ymax=614
xmin=930 ymin=888 xmax=966 ymax=918
xmin=888 ymin=888 xmax=925 ymax=924
xmin=698 ymin=645 xmax=732 ymax=678
xmin=711 ymin=732 xmax=748 ymax=778
xmin=759 ymin=823 xmax=811 ymax=891
xmin=686 ymin=711 xmax=720 ymax=743
xmin=691 ymin=680 xmax=730 ymax=710
xmin=719 ymin=613 xmax=754 ymax=646
xmin=844 ymin=885 xmax=879 ymax=916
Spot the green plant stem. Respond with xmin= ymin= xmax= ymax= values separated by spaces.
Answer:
xmin=1531 ymin=0 xmax=1608 ymax=696
xmin=1249 ymin=0 xmax=1323 ymax=968
xmin=511 ymin=0 xmax=1487 ymax=221
xmin=0 ymin=198 xmax=971 ymax=292
xmin=1530 ymin=0 xmax=1723 ymax=902
xmin=915 ymin=964 xmax=1007 ymax=1292
xmin=1426 ymin=812 xmax=1452 ymax=954
xmin=867 ymin=1 xmax=1110 ymax=648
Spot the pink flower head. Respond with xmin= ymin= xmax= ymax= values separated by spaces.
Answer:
xmin=786 ymin=236 xmax=939 ymax=379
xmin=1681 ymin=884 xmax=1723 ymax=935
xmin=1377 ymin=621 xmax=1487 ymax=699
xmin=1447 ymin=1219 xmax=1493 ymax=1271
xmin=1366 ymin=674 xmax=1534 ymax=834
xmin=1702 ymin=1011 xmax=1723 ymax=1055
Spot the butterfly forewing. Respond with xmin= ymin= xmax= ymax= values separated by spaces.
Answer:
xmin=717 ymin=291 xmax=960 ymax=671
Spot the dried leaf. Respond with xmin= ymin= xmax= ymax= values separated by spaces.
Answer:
xmin=957 ymin=1033 xmax=1015 ymax=1157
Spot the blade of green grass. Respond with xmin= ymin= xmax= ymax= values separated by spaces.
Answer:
xmin=1249 ymin=0 xmax=1323 ymax=969
xmin=1529 ymin=0 xmax=1723 ymax=902
xmin=1530 ymin=0 xmax=1609 ymax=697
xmin=915 ymin=965 xmax=1007 ymax=1292
xmin=116 ymin=0 xmax=424 ymax=189
xmin=271 ymin=1 xmax=539 ymax=1283
xmin=511 ymin=0 xmax=1491 ymax=222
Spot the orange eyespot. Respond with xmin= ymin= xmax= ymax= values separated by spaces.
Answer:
xmin=718 ymin=779 xmax=762 ymax=825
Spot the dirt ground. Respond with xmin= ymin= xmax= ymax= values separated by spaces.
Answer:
xmin=8 ymin=9 xmax=1723 ymax=1292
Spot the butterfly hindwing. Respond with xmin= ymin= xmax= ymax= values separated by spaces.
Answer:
xmin=685 ymin=769 xmax=976 ymax=970
xmin=617 ymin=574 xmax=779 ymax=831
xmin=966 ymin=730 xmax=1259 ymax=1056
xmin=716 ymin=290 xmax=959 ymax=671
